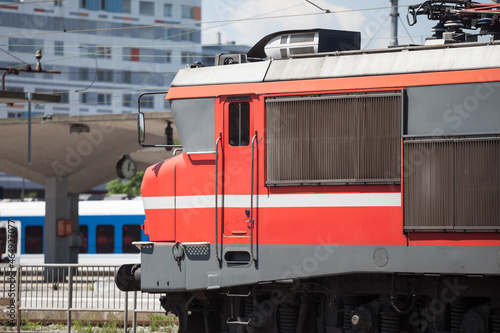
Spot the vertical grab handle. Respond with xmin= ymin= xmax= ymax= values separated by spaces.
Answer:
xmin=249 ymin=131 xmax=258 ymax=262
xmin=215 ymin=133 xmax=222 ymax=264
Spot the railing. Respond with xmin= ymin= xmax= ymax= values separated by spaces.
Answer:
xmin=0 ymin=264 xmax=166 ymax=333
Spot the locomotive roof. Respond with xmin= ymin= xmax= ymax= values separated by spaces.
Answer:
xmin=171 ymin=41 xmax=500 ymax=88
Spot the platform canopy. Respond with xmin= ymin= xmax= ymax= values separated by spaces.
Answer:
xmin=0 ymin=112 xmax=176 ymax=194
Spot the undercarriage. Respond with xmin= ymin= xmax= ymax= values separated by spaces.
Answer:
xmin=159 ymin=274 xmax=500 ymax=333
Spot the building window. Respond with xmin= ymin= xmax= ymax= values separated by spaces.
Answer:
xmin=54 ymin=0 xmax=62 ymax=6
xmin=96 ymin=225 xmax=114 ymax=253
xmin=100 ymin=0 xmax=107 ymax=10
xmin=181 ymin=6 xmax=194 ymax=19
xmin=164 ymin=4 xmax=172 ymax=17
xmin=79 ymin=67 xmax=89 ymax=81
xmin=229 ymin=102 xmax=250 ymax=146
xmin=181 ymin=52 xmax=194 ymax=64
xmin=165 ymin=51 xmax=171 ymax=63
xmin=122 ymin=0 xmax=131 ymax=13
xmin=165 ymin=28 xmax=172 ymax=39
xmin=58 ymin=90 xmax=69 ymax=104
xmin=79 ymin=225 xmax=88 ymax=253
xmin=97 ymin=93 xmax=112 ymax=105
xmin=122 ymin=225 xmax=141 ymax=253
xmin=140 ymin=48 xmax=155 ymax=63
xmin=80 ymin=44 xmax=95 ymax=57
xmin=25 ymin=226 xmax=43 ymax=254
xmin=123 ymin=94 xmax=132 ymax=107
xmin=97 ymin=69 xmax=113 ymax=82
xmin=9 ymin=38 xmax=44 ymax=54
xmin=80 ymin=92 xmax=88 ymax=104
xmin=123 ymin=48 xmax=140 ymax=62
xmin=181 ymin=30 xmax=195 ymax=41
xmin=54 ymin=41 xmax=64 ymax=56
xmin=80 ymin=0 xmax=87 ymax=8
xmin=122 ymin=70 xmax=132 ymax=84
xmin=97 ymin=46 xmax=112 ymax=58
xmin=141 ymin=95 xmax=154 ymax=109
xmin=139 ymin=1 xmax=154 ymax=16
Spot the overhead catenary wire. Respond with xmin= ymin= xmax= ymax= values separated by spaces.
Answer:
xmin=0 ymin=5 xmax=418 ymax=39
xmin=0 ymin=2 xmax=307 ymax=67
xmin=0 ymin=1 xmax=426 ymax=110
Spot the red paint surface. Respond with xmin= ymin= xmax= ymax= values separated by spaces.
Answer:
xmin=142 ymin=68 xmax=500 ymax=248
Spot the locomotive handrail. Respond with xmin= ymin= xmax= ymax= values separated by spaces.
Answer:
xmin=215 ymin=133 xmax=222 ymax=264
xmin=248 ymin=131 xmax=258 ymax=262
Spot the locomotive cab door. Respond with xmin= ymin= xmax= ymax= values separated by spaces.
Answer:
xmin=220 ymin=96 xmax=259 ymax=262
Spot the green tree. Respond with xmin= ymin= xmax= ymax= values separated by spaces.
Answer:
xmin=106 ymin=171 xmax=144 ymax=196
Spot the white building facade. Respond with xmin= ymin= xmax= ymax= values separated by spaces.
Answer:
xmin=0 ymin=0 xmax=202 ymax=118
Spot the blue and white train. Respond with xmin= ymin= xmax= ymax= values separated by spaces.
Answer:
xmin=0 ymin=198 xmax=148 ymax=265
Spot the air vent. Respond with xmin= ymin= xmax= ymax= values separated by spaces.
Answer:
xmin=263 ymin=29 xmax=360 ymax=59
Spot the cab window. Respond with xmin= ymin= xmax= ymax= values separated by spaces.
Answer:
xmin=229 ymin=102 xmax=250 ymax=146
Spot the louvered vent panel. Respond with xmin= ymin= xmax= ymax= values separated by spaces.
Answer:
xmin=403 ymin=141 xmax=455 ymax=230
xmin=404 ymin=138 xmax=500 ymax=231
xmin=266 ymin=93 xmax=401 ymax=186
xmin=359 ymin=95 xmax=401 ymax=180
xmin=454 ymin=139 xmax=500 ymax=230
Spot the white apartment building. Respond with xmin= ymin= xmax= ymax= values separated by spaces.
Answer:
xmin=0 ymin=0 xmax=202 ymax=118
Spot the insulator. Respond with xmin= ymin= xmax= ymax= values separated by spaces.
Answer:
xmin=478 ymin=18 xmax=494 ymax=27
xmin=432 ymin=24 xmax=447 ymax=33
xmin=380 ymin=310 xmax=400 ymax=333
xmin=445 ymin=20 xmax=465 ymax=31
xmin=278 ymin=305 xmax=299 ymax=333
xmin=450 ymin=302 xmax=468 ymax=333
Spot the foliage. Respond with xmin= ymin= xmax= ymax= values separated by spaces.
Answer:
xmin=20 ymin=191 xmax=38 ymax=200
xmin=101 ymin=321 xmax=118 ymax=333
xmin=106 ymin=171 xmax=144 ymax=196
xmin=21 ymin=319 xmax=42 ymax=331
xmin=73 ymin=320 xmax=93 ymax=333
xmin=148 ymin=313 xmax=178 ymax=332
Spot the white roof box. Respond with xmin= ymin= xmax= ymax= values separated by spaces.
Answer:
xmin=248 ymin=29 xmax=360 ymax=59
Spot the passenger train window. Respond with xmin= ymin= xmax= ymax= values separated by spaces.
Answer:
xmin=0 ymin=228 xmax=6 ymax=255
xmin=79 ymin=225 xmax=88 ymax=254
xmin=96 ymin=225 xmax=114 ymax=253
xmin=25 ymin=226 xmax=43 ymax=254
xmin=122 ymin=225 xmax=141 ymax=253
xmin=229 ymin=102 xmax=250 ymax=146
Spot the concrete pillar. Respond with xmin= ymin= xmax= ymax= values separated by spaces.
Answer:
xmin=44 ymin=176 xmax=80 ymax=264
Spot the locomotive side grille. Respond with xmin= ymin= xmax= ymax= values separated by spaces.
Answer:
xmin=266 ymin=93 xmax=401 ymax=185
xmin=403 ymin=140 xmax=455 ymax=230
xmin=454 ymin=139 xmax=500 ymax=230
xmin=359 ymin=95 xmax=401 ymax=180
xmin=404 ymin=138 xmax=500 ymax=231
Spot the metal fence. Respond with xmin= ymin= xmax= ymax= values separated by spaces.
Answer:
xmin=0 ymin=264 xmax=165 ymax=333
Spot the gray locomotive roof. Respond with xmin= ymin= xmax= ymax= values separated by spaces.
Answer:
xmin=171 ymin=41 xmax=500 ymax=87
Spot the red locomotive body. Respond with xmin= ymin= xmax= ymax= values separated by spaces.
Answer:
xmin=117 ymin=2 xmax=500 ymax=332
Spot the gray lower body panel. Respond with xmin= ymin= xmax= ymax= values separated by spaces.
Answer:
xmin=140 ymin=243 xmax=500 ymax=292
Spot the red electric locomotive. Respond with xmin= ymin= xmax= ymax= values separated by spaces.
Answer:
xmin=116 ymin=1 xmax=500 ymax=332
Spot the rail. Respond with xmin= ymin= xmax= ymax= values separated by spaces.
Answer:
xmin=0 ymin=264 xmax=166 ymax=333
